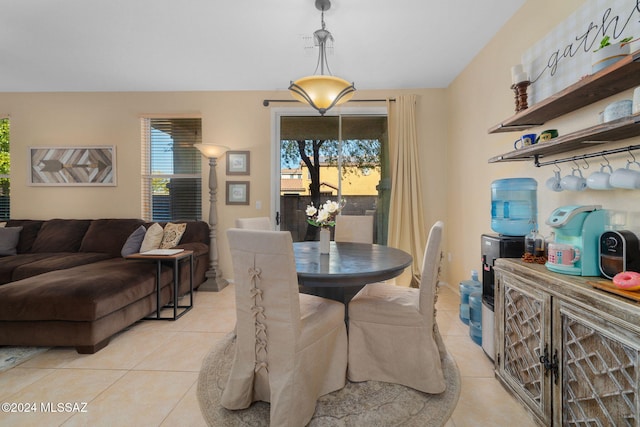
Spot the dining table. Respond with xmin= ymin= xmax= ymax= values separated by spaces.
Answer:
xmin=293 ymin=241 xmax=413 ymax=310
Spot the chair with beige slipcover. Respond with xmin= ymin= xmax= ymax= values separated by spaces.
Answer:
xmin=222 ymin=228 xmax=348 ymax=427
xmin=235 ymin=216 xmax=272 ymax=230
xmin=347 ymin=220 xmax=446 ymax=394
xmin=334 ymin=214 xmax=374 ymax=244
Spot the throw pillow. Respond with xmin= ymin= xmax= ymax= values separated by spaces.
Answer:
xmin=139 ymin=223 xmax=164 ymax=253
xmin=0 ymin=226 xmax=23 ymax=256
xmin=121 ymin=225 xmax=147 ymax=257
xmin=160 ymin=222 xmax=187 ymax=249
xmin=0 ymin=222 xmax=6 ymax=227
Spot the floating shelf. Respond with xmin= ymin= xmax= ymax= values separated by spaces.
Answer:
xmin=488 ymin=113 xmax=640 ymax=163
xmin=489 ymin=49 xmax=640 ymax=134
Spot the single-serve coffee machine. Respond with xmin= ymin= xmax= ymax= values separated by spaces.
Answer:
xmin=545 ymin=205 xmax=606 ymax=276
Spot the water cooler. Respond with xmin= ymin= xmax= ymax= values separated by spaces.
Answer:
xmin=481 ymin=234 xmax=524 ymax=360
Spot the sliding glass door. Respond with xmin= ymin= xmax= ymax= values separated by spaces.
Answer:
xmin=274 ymin=109 xmax=389 ymax=243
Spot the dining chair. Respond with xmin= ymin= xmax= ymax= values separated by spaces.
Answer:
xmin=222 ymin=228 xmax=348 ymax=427
xmin=347 ymin=221 xmax=446 ymax=394
xmin=235 ymin=216 xmax=272 ymax=230
xmin=334 ymin=214 xmax=374 ymax=244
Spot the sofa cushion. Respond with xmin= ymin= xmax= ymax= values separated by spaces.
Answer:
xmin=0 ymin=253 xmax=58 ymax=285
xmin=140 ymin=223 xmax=164 ymax=252
xmin=6 ymin=220 xmax=44 ymax=254
xmin=79 ymin=219 xmax=146 ymax=257
xmin=121 ymin=225 xmax=147 ymax=257
xmin=11 ymin=252 xmax=113 ymax=282
xmin=0 ymin=258 xmax=171 ymax=322
xmin=0 ymin=227 xmax=23 ymax=256
xmin=31 ymin=219 xmax=91 ymax=253
xmin=160 ymin=222 xmax=186 ymax=248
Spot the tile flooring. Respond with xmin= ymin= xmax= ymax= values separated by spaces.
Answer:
xmin=0 ymin=283 xmax=538 ymax=426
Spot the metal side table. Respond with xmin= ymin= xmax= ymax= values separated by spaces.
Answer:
xmin=126 ymin=250 xmax=194 ymax=320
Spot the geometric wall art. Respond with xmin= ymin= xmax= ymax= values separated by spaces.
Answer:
xmin=29 ymin=146 xmax=116 ymax=186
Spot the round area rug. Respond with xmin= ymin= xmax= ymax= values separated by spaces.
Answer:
xmin=197 ymin=331 xmax=460 ymax=426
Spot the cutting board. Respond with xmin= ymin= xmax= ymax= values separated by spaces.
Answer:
xmin=587 ymin=280 xmax=640 ymax=303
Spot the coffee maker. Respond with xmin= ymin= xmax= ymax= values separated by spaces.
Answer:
xmin=545 ymin=205 xmax=606 ymax=276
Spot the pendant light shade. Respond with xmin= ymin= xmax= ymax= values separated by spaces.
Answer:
xmin=289 ymin=0 xmax=355 ymax=115
xmin=289 ymin=75 xmax=355 ymax=116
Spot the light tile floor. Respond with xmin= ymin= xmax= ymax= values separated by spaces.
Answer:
xmin=0 ymin=283 xmax=538 ymax=427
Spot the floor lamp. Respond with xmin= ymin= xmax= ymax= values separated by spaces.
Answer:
xmin=194 ymin=143 xmax=229 ymax=291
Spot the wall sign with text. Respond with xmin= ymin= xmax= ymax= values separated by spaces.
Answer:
xmin=523 ymin=0 xmax=640 ymax=105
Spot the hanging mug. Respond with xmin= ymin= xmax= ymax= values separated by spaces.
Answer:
xmin=560 ymin=168 xmax=587 ymax=191
xmin=545 ymin=169 xmax=563 ymax=192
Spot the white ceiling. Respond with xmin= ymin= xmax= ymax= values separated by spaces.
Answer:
xmin=0 ymin=0 xmax=526 ymax=92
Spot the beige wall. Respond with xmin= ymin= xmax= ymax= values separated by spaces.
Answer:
xmin=0 ymin=88 xmax=449 ymax=282
xmin=447 ymin=0 xmax=640 ymax=287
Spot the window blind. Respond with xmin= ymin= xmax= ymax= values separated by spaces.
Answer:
xmin=141 ymin=117 xmax=202 ymax=221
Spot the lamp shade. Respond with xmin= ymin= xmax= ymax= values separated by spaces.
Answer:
xmin=194 ymin=143 xmax=229 ymax=159
xmin=289 ymin=75 xmax=355 ymax=115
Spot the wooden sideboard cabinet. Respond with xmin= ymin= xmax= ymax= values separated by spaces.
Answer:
xmin=494 ymin=259 xmax=640 ymax=426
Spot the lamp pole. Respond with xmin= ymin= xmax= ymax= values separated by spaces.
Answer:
xmin=194 ymin=143 xmax=229 ymax=291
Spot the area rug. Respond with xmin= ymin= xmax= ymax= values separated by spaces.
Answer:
xmin=0 ymin=346 xmax=49 ymax=373
xmin=197 ymin=331 xmax=460 ymax=426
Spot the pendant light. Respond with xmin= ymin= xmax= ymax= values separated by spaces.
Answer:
xmin=289 ymin=0 xmax=355 ymax=115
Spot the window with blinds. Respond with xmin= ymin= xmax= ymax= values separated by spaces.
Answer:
xmin=141 ymin=117 xmax=202 ymax=221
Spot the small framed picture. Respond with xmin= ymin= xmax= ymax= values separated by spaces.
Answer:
xmin=226 ymin=151 xmax=250 ymax=175
xmin=226 ymin=181 xmax=250 ymax=205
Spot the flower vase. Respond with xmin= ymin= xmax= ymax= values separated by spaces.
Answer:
xmin=319 ymin=228 xmax=330 ymax=255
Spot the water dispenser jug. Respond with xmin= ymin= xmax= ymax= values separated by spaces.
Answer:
xmin=491 ymin=178 xmax=538 ymax=236
xmin=469 ymin=291 xmax=483 ymax=346
xmin=459 ymin=270 xmax=481 ymax=325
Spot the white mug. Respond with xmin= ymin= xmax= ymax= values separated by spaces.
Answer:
xmin=560 ymin=168 xmax=587 ymax=191
xmin=545 ymin=170 xmax=562 ymax=192
xmin=633 ymin=86 xmax=640 ymax=114
xmin=610 ymin=162 xmax=640 ymax=189
xmin=587 ymin=164 xmax=613 ymax=190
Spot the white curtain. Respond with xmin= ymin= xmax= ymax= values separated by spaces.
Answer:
xmin=387 ymin=95 xmax=427 ymax=287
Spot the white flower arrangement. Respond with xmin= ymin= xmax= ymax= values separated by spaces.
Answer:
xmin=306 ymin=199 xmax=346 ymax=228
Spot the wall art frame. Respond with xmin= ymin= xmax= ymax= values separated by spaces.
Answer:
xmin=29 ymin=146 xmax=116 ymax=186
xmin=226 ymin=150 xmax=250 ymax=175
xmin=226 ymin=181 xmax=250 ymax=205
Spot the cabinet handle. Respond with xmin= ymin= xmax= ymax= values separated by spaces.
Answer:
xmin=539 ymin=344 xmax=559 ymax=385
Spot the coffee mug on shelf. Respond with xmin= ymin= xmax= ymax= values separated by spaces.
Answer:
xmin=560 ymin=168 xmax=587 ymax=191
xmin=535 ymin=129 xmax=559 ymax=143
xmin=610 ymin=161 xmax=640 ymax=189
xmin=513 ymin=133 xmax=537 ymax=150
xmin=586 ymin=164 xmax=614 ymax=190
xmin=547 ymin=243 xmax=580 ymax=266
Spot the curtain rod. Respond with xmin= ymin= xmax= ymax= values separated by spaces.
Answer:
xmin=262 ymin=98 xmax=395 ymax=107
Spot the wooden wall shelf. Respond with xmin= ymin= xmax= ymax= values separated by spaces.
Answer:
xmin=489 ymin=50 xmax=640 ymax=134
xmin=488 ymin=113 xmax=640 ymax=163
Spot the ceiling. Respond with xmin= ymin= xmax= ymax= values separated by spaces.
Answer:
xmin=0 ymin=0 xmax=526 ymax=93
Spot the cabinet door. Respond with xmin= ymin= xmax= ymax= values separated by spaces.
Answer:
xmin=556 ymin=302 xmax=640 ymax=426
xmin=496 ymin=272 xmax=553 ymax=425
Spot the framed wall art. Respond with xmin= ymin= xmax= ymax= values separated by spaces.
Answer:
xmin=226 ymin=150 xmax=250 ymax=175
xmin=226 ymin=181 xmax=250 ymax=205
xmin=29 ymin=146 xmax=116 ymax=186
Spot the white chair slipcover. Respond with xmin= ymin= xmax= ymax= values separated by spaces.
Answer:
xmin=334 ymin=215 xmax=374 ymax=244
xmin=347 ymin=221 xmax=446 ymax=394
xmin=222 ymin=228 xmax=348 ymax=426
xmin=235 ymin=216 xmax=272 ymax=230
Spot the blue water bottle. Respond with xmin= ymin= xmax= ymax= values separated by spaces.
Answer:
xmin=469 ymin=291 xmax=483 ymax=346
xmin=459 ymin=270 xmax=481 ymax=325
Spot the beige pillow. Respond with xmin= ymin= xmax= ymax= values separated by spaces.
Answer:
xmin=0 ymin=222 xmax=6 ymax=227
xmin=160 ymin=222 xmax=187 ymax=249
xmin=140 ymin=223 xmax=164 ymax=253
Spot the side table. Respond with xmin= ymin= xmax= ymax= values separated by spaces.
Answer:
xmin=126 ymin=250 xmax=194 ymax=320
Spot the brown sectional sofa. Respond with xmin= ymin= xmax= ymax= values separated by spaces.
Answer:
xmin=0 ymin=218 xmax=210 ymax=353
